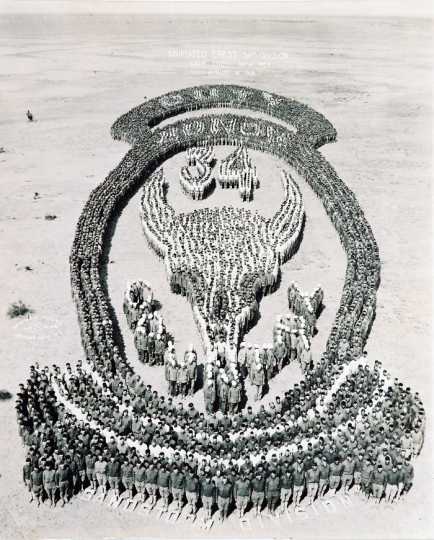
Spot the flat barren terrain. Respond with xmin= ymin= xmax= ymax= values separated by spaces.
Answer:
xmin=0 ymin=14 xmax=432 ymax=540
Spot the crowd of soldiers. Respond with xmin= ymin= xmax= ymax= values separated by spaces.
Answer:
xmin=124 ymin=281 xmax=198 ymax=397
xmin=17 ymin=88 xmax=424 ymax=521
xmin=180 ymin=145 xmax=215 ymax=200
xmin=124 ymin=281 xmax=167 ymax=366
xmin=140 ymin=166 xmax=304 ymax=353
xmin=111 ymin=84 xmax=337 ymax=149
xmin=217 ymin=144 xmax=259 ymax=201
xmin=16 ymin=358 xmax=424 ymax=516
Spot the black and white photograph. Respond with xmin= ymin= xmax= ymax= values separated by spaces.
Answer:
xmin=0 ymin=1 xmax=432 ymax=539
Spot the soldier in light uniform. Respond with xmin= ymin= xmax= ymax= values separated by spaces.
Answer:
xmin=252 ymin=363 xmax=265 ymax=401
xmin=43 ymin=462 xmax=57 ymax=507
xmin=134 ymin=326 xmax=148 ymax=364
xmin=228 ymin=380 xmax=241 ymax=415
xmin=177 ymin=361 xmax=189 ymax=397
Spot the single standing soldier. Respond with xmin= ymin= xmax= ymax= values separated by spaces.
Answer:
xmin=292 ymin=457 xmax=305 ymax=511
xmin=238 ymin=342 xmax=248 ymax=379
xmin=265 ymin=470 xmax=281 ymax=515
xmin=134 ymin=460 xmax=147 ymax=503
xmin=94 ymin=454 xmax=108 ymax=496
xmin=204 ymin=378 xmax=216 ymax=414
xmin=23 ymin=457 xmax=33 ymax=502
xmin=306 ymin=462 xmax=320 ymax=505
xmin=134 ymin=326 xmax=148 ymax=364
xmin=56 ymin=460 xmax=71 ymax=506
xmin=274 ymin=338 xmax=287 ymax=373
xmin=318 ymin=455 xmax=330 ymax=499
xmin=168 ymin=358 xmax=178 ymax=396
xmin=251 ymin=471 xmax=266 ymax=516
xmin=216 ymin=475 xmax=232 ymax=521
xmin=121 ymin=459 xmax=135 ymax=500
xmin=401 ymin=455 xmax=414 ymax=497
xmin=341 ymin=454 xmax=356 ymax=494
xmin=219 ymin=378 xmax=229 ymax=414
xmin=186 ymin=347 xmax=197 ymax=396
xmin=43 ymin=462 xmax=57 ymax=507
xmin=30 ymin=464 xmax=44 ymax=507
xmin=200 ymin=472 xmax=216 ymax=521
xmin=234 ymin=473 xmax=251 ymax=518
xmin=385 ymin=463 xmax=400 ymax=503
xmin=252 ymin=363 xmax=265 ymax=401
xmin=148 ymin=332 xmax=156 ymax=365
xmin=145 ymin=460 xmax=159 ymax=508
xmin=370 ymin=463 xmax=387 ymax=503
xmin=177 ymin=361 xmax=189 ymax=397
xmin=228 ymin=381 xmax=241 ymax=415
xmin=107 ymin=456 xmax=122 ymax=499
xmin=154 ymin=334 xmax=166 ymax=366
xmin=329 ymin=457 xmax=343 ymax=496
xmin=85 ymin=451 xmax=97 ymax=492
xmin=157 ymin=463 xmax=171 ymax=512
xmin=170 ymin=466 xmax=185 ymax=513
xmin=361 ymin=457 xmax=374 ymax=500
xmin=184 ymin=468 xmax=200 ymax=516
xmin=280 ymin=466 xmax=293 ymax=512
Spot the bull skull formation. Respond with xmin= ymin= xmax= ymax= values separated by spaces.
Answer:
xmin=140 ymin=166 xmax=305 ymax=351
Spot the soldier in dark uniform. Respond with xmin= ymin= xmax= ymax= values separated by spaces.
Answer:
xmin=30 ymin=464 xmax=44 ymax=507
xmin=228 ymin=381 xmax=241 ymax=415
xmin=157 ymin=463 xmax=171 ymax=511
xmin=145 ymin=459 xmax=159 ymax=508
xmin=219 ymin=378 xmax=229 ymax=414
xmin=280 ymin=466 xmax=293 ymax=513
xmin=154 ymin=334 xmax=166 ymax=366
xmin=134 ymin=460 xmax=147 ymax=503
xmin=265 ymin=469 xmax=281 ymax=515
xmin=216 ymin=475 xmax=233 ymax=521
xmin=200 ymin=471 xmax=216 ymax=521
xmin=251 ymin=470 xmax=266 ymax=516
xmin=23 ymin=457 xmax=33 ymax=502
xmin=170 ymin=465 xmax=185 ymax=513
xmin=204 ymin=378 xmax=216 ymax=414
xmin=43 ymin=462 xmax=57 ymax=507
xmin=234 ymin=473 xmax=251 ymax=518
xmin=184 ymin=467 xmax=200 ymax=515
xmin=121 ymin=459 xmax=135 ymax=500
xmin=56 ymin=460 xmax=71 ymax=506
xmin=370 ymin=463 xmax=387 ymax=503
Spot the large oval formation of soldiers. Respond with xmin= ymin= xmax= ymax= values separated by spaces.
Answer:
xmin=17 ymin=85 xmax=425 ymax=527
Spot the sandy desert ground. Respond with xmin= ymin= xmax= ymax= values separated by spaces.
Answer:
xmin=0 ymin=13 xmax=432 ymax=540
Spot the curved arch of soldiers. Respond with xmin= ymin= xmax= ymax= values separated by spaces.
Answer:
xmin=16 ymin=85 xmax=425 ymax=521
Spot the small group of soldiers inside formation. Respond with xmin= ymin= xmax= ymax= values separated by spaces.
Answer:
xmin=124 ymin=280 xmax=322 ymax=412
